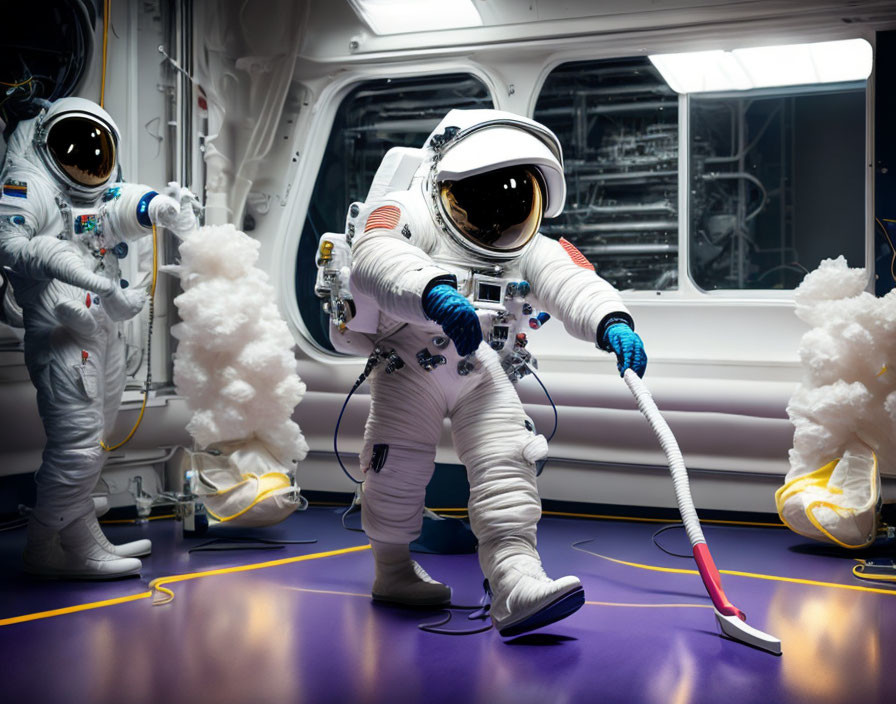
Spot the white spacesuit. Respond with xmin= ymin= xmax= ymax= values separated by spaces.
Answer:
xmin=0 ymin=97 xmax=196 ymax=578
xmin=338 ymin=109 xmax=646 ymax=636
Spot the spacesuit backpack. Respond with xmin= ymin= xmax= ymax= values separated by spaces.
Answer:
xmin=313 ymin=147 xmax=425 ymax=356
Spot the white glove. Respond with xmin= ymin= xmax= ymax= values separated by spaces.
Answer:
xmin=147 ymin=182 xmax=200 ymax=236
xmin=101 ymin=284 xmax=147 ymax=321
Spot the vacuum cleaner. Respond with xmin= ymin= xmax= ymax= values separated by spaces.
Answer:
xmin=623 ymin=369 xmax=782 ymax=655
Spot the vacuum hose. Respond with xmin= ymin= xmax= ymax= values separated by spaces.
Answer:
xmin=623 ymin=369 xmax=782 ymax=654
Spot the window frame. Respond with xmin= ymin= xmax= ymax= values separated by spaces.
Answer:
xmin=526 ymin=39 xmax=876 ymax=305
xmin=277 ymin=64 xmax=498 ymax=362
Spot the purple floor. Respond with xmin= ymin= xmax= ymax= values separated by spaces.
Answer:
xmin=1 ymin=505 xmax=893 ymax=704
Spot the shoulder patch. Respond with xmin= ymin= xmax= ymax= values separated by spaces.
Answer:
xmin=2 ymin=180 xmax=28 ymax=199
xmin=559 ymin=237 xmax=595 ymax=272
xmin=365 ymin=205 xmax=402 ymax=233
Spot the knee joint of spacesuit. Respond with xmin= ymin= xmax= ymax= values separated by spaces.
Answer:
xmin=464 ymin=424 xmax=548 ymax=473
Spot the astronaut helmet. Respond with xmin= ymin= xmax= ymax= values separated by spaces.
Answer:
xmin=425 ymin=109 xmax=566 ymax=261
xmin=33 ymin=97 xmax=120 ymax=201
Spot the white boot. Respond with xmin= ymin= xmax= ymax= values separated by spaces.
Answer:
xmin=23 ymin=516 xmax=142 ymax=579
xmin=486 ymin=554 xmax=584 ymax=637
xmin=84 ymin=511 xmax=152 ymax=558
xmin=370 ymin=540 xmax=452 ymax=606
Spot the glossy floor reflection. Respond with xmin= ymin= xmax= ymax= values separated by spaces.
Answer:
xmin=0 ymin=505 xmax=893 ymax=704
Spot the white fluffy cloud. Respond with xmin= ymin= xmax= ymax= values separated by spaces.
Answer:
xmin=787 ymin=257 xmax=896 ymax=478
xmin=170 ymin=224 xmax=309 ymax=467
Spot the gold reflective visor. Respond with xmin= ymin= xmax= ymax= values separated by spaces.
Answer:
xmin=439 ymin=166 xmax=543 ymax=252
xmin=47 ymin=116 xmax=116 ymax=187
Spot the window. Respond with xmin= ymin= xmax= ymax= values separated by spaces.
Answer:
xmin=689 ymin=86 xmax=866 ymax=290
xmin=295 ymin=74 xmax=493 ymax=350
xmin=534 ymin=58 xmax=867 ymax=294
xmin=533 ymin=58 xmax=679 ymax=291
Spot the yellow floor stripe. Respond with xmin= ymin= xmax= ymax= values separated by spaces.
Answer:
xmin=582 ymin=549 xmax=896 ymax=596
xmin=0 ymin=544 xmax=371 ymax=627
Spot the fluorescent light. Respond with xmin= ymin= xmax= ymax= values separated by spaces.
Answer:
xmin=348 ymin=0 xmax=483 ymax=35
xmin=650 ymin=38 xmax=873 ymax=94
xmin=648 ymin=50 xmax=751 ymax=93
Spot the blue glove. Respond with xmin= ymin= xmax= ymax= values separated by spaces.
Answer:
xmin=602 ymin=323 xmax=647 ymax=377
xmin=422 ymin=284 xmax=482 ymax=356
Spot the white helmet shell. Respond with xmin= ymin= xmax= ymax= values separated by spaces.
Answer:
xmin=425 ymin=109 xmax=566 ymax=218
xmin=423 ymin=109 xmax=566 ymax=262
xmin=33 ymin=97 xmax=121 ymax=201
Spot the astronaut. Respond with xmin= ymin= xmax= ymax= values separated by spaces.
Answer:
xmin=0 ymin=97 xmax=197 ymax=578
xmin=343 ymin=109 xmax=647 ymax=636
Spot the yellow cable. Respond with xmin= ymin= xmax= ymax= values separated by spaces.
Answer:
xmin=282 ymin=586 xmax=371 ymax=599
xmin=853 ymin=562 xmax=896 ymax=584
xmin=101 ymin=224 xmax=158 ymax=451
xmin=0 ymin=591 xmax=152 ymax=627
xmin=280 ymin=585 xmax=716 ymax=610
xmin=431 ymin=506 xmax=784 ymax=528
xmin=0 ymin=544 xmax=371 ymax=627
xmin=99 ymin=513 xmax=176 ymax=525
xmin=585 ymin=600 xmax=713 ymax=609
xmin=0 ymin=78 xmax=33 ymax=88
xmin=148 ymin=544 xmax=371 ymax=605
xmin=100 ymin=0 xmax=110 ymax=107
xmin=578 ymin=546 xmax=896 ymax=596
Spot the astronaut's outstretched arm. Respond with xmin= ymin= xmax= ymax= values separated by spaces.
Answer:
xmin=102 ymin=182 xmax=199 ymax=241
xmin=351 ymin=203 xmax=456 ymax=325
xmin=521 ymin=234 xmax=632 ymax=343
xmin=0 ymin=216 xmax=115 ymax=295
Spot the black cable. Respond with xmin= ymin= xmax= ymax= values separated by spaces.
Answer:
xmin=188 ymin=536 xmax=317 ymax=553
xmin=651 ymin=524 xmax=692 ymax=558
xmin=0 ymin=517 xmax=28 ymax=532
xmin=333 ymin=352 xmax=380 ymax=486
xmin=341 ymin=493 xmax=365 ymax=533
xmin=875 ymin=218 xmax=896 ymax=285
xmin=528 ymin=367 xmax=558 ymax=476
xmin=417 ymin=581 xmax=494 ymax=635
xmin=418 ymin=607 xmax=493 ymax=635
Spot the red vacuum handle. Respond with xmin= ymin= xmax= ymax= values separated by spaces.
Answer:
xmin=693 ymin=543 xmax=746 ymax=620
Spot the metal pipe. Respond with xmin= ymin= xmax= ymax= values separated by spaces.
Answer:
xmin=565 ymin=220 xmax=678 ymax=233
xmin=579 ymin=244 xmax=679 ymax=255
xmin=564 ymin=202 xmax=676 ymax=215
xmin=536 ymin=100 xmax=677 ymax=116
xmin=573 ymin=169 xmax=678 ymax=183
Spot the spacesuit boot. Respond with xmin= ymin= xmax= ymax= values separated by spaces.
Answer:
xmin=23 ymin=514 xmax=142 ymax=579
xmin=370 ymin=539 xmax=452 ymax=606
xmin=83 ymin=511 xmax=152 ymax=558
xmin=482 ymin=539 xmax=584 ymax=638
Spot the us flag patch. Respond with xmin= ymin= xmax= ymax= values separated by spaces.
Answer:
xmin=559 ymin=237 xmax=595 ymax=271
xmin=365 ymin=205 xmax=401 ymax=233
